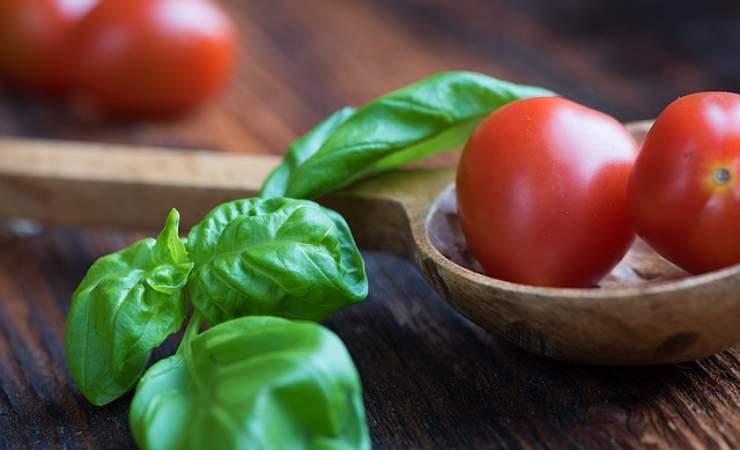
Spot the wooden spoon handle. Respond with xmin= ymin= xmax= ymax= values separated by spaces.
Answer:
xmin=0 ymin=136 xmax=456 ymax=262
xmin=0 ymin=120 xmax=652 ymax=249
xmin=0 ymin=138 xmax=279 ymax=230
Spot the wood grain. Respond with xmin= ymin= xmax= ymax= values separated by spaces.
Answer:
xmin=1 ymin=0 xmax=740 ymax=449
xmin=2 ymin=230 xmax=740 ymax=449
xmin=0 ymin=138 xmax=276 ymax=229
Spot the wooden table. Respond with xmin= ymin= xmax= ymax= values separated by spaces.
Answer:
xmin=2 ymin=1 xmax=739 ymax=448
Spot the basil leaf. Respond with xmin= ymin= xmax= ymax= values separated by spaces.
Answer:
xmin=130 ymin=316 xmax=370 ymax=450
xmin=261 ymin=71 xmax=554 ymax=199
xmin=261 ymin=107 xmax=356 ymax=199
xmin=186 ymin=197 xmax=367 ymax=324
xmin=64 ymin=209 xmax=194 ymax=405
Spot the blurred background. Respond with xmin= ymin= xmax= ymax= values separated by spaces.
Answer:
xmin=2 ymin=2 xmax=740 ymax=448
xmin=1 ymin=0 xmax=739 ymax=154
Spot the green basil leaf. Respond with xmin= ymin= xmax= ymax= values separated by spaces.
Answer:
xmin=186 ymin=197 xmax=367 ymax=324
xmin=261 ymin=107 xmax=356 ymax=199
xmin=130 ymin=316 xmax=370 ymax=450
xmin=261 ymin=71 xmax=555 ymax=199
xmin=64 ymin=209 xmax=194 ymax=405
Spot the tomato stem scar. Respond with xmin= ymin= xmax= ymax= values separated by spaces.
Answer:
xmin=713 ymin=167 xmax=732 ymax=185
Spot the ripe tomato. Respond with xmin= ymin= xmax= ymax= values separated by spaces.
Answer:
xmin=628 ymin=92 xmax=740 ymax=274
xmin=0 ymin=0 xmax=97 ymax=93
xmin=70 ymin=0 xmax=237 ymax=115
xmin=456 ymin=97 xmax=637 ymax=287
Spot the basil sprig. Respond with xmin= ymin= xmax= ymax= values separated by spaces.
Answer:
xmin=65 ymin=199 xmax=367 ymax=407
xmin=261 ymin=71 xmax=555 ymax=199
xmin=65 ymin=209 xmax=193 ymax=406
xmin=130 ymin=315 xmax=369 ymax=450
xmin=187 ymin=197 xmax=367 ymax=324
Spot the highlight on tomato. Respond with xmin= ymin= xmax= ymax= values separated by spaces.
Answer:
xmin=69 ymin=0 xmax=238 ymax=116
xmin=456 ymin=96 xmax=638 ymax=288
xmin=0 ymin=0 xmax=98 ymax=93
xmin=628 ymin=92 xmax=740 ymax=274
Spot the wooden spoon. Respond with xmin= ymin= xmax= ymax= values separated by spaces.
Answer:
xmin=1 ymin=121 xmax=739 ymax=365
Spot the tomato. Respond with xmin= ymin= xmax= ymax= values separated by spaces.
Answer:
xmin=456 ymin=97 xmax=637 ymax=287
xmin=0 ymin=0 xmax=97 ymax=93
xmin=70 ymin=0 xmax=237 ymax=115
xmin=628 ymin=92 xmax=740 ymax=274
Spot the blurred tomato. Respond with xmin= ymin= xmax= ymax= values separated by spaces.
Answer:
xmin=0 ymin=0 xmax=98 ymax=93
xmin=70 ymin=0 xmax=238 ymax=116
xmin=628 ymin=92 xmax=740 ymax=274
xmin=456 ymin=97 xmax=637 ymax=287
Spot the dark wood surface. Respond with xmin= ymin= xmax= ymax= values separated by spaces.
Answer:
xmin=2 ymin=1 xmax=740 ymax=449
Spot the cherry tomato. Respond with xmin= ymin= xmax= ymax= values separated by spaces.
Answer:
xmin=456 ymin=97 xmax=637 ymax=287
xmin=0 ymin=0 xmax=98 ymax=93
xmin=628 ymin=92 xmax=740 ymax=274
xmin=70 ymin=0 xmax=238 ymax=115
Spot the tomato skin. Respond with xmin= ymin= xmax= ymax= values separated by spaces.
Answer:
xmin=70 ymin=0 xmax=237 ymax=116
xmin=0 ymin=0 xmax=97 ymax=93
xmin=628 ymin=92 xmax=740 ymax=274
xmin=456 ymin=97 xmax=637 ymax=287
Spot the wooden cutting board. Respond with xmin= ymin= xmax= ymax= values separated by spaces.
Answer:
xmin=1 ymin=1 xmax=739 ymax=448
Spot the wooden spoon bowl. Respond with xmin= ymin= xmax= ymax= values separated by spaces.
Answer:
xmin=420 ymin=185 xmax=740 ymax=365
xmin=2 ymin=121 xmax=739 ymax=365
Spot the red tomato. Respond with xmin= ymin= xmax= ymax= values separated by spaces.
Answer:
xmin=70 ymin=0 xmax=238 ymax=115
xmin=628 ymin=92 xmax=740 ymax=274
xmin=456 ymin=97 xmax=637 ymax=287
xmin=0 ymin=0 xmax=98 ymax=93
